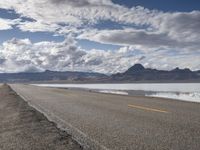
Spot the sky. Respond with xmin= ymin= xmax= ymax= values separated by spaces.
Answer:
xmin=0 ymin=0 xmax=200 ymax=73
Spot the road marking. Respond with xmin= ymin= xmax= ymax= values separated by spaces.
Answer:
xmin=128 ymin=104 xmax=169 ymax=113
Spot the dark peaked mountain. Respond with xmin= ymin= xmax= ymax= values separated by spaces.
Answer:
xmin=111 ymin=64 xmax=200 ymax=81
xmin=124 ymin=64 xmax=145 ymax=75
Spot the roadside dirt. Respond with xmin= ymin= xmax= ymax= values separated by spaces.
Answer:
xmin=0 ymin=84 xmax=82 ymax=150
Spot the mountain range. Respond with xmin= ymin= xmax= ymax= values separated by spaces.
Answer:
xmin=0 ymin=70 xmax=107 ymax=83
xmin=0 ymin=64 xmax=200 ymax=83
xmin=111 ymin=64 xmax=200 ymax=82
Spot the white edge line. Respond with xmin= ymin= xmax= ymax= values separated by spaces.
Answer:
xmin=9 ymin=84 xmax=109 ymax=150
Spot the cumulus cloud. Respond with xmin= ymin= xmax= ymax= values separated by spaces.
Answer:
xmin=49 ymin=0 xmax=113 ymax=7
xmin=0 ymin=0 xmax=200 ymax=72
xmin=78 ymin=10 xmax=200 ymax=51
xmin=156 ymin=11 xmax=200 ymax=42
xmin=0 ymin=1 xmax=199 ymax=45
xmin=0 ymin=36 xmax=150 ymax=73
xmin=0 ymin=0 xmax=157 ymax=27
xmin=78 ymin=29 xmax=177 ymax=47
xmin=0 ymin=18 xmax=20 ymax=30
xmin=0 ymin=37 xmax=199 ymax=73
xmin=1 ymin=0 xmax=199 ymax=50
xmin=50 ymin=0 xmax=90 ymax=7
xmin=18 ymin=21 xmax=61 ymax=32
xmin=78 ymin=28 xmax=200 ymax=51
xmin=0 ymin=37 xmax=85 ymax=72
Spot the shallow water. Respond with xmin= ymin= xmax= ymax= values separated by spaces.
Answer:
xmin=33 ymin=83 xmax=200 ymax=102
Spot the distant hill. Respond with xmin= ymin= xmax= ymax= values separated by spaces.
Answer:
xmin=0 ymin=64 xmax=200 ymax=83
xmin=111 ymin=64 xmax=200 ymax=82
xmin=0 ymin=70 xmax=107 ymax=83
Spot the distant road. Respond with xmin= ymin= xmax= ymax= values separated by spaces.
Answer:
xmin=10 ymin=84 xmax=200 ymax=150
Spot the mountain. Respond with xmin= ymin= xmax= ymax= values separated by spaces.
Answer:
xmin=124 ymin=64 xmax=145 ymax=75
xmin=0 ymin=70 xmax=107 ymax=83
xmin=111 ymin=64 xmax=200 ymax=82
xmin=0 ymin=64 xmax=200 ymax=83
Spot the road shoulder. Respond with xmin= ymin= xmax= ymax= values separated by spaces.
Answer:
xmin=0 ymin=84 xmax=82 ymax=150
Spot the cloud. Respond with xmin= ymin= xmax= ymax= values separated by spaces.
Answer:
xmin=77 ymin=10 xmax=200 ymax=52
xmin=78 ymin=27 xmax=200 ymax=51
xmin=49 ymin=0 xmax=113 ymax=7
xmin=0 ymin=37 xmax=199 ymax=73
xmin=1 ymin=0 xmax=199 ymax=51
xmin=78 ymin=29 xmax=177 ymax=47
xmin=0 ymin=18 xmax=20 ymax=30
xmin=0 ymin=0 xmax=156 ymax=27
xmin=1 ymin=1 xmax=199 ymax=48
xmin=0 ymin=0 xmax=199 ymax=72
xmin=154 ymin=11 xmax=200 ymax=46
xmin=0 ymin=18 xmax=12 ymax=30
xmin=50 ymin=0 xmax=90 ymax=7
xmin=17 ymin=21 xmax=61 ymax=32
xmin=0 ymin=37 xmax=148 ymax=73
xmin=141 ymin=50 xmax=200 ymax=71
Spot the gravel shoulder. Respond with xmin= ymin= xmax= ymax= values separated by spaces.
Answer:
xmin=0 ymin=84 xmax=82 ymax=150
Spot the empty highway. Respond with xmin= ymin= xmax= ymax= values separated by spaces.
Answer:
xmin=10 ymin=84 xmax=200 ymax=150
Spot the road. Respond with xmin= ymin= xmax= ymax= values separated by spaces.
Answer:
xmin=10 ymin=84 xmax=200 ymax=150
xmin=0 ymin=84 xmax=81 ymax=150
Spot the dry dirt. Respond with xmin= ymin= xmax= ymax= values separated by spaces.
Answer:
xmin=0 ymin=84 xmax=82 ymax=150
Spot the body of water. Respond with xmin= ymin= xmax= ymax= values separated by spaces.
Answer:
xmin=33 ymin=83 xmax=200 ymax=102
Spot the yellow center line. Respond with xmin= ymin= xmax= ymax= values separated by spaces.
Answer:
xmin=128 ymin=104 xmax=169 ymax=113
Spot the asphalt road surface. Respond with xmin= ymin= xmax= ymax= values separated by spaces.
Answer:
xmin=0 ymin=84 xmax=82 ymax=150
xmin=10 ymin=84 xmax=200 ymax=150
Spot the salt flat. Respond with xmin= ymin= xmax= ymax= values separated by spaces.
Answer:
xmin=34 ymin=83 xmax=200 ymax=102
